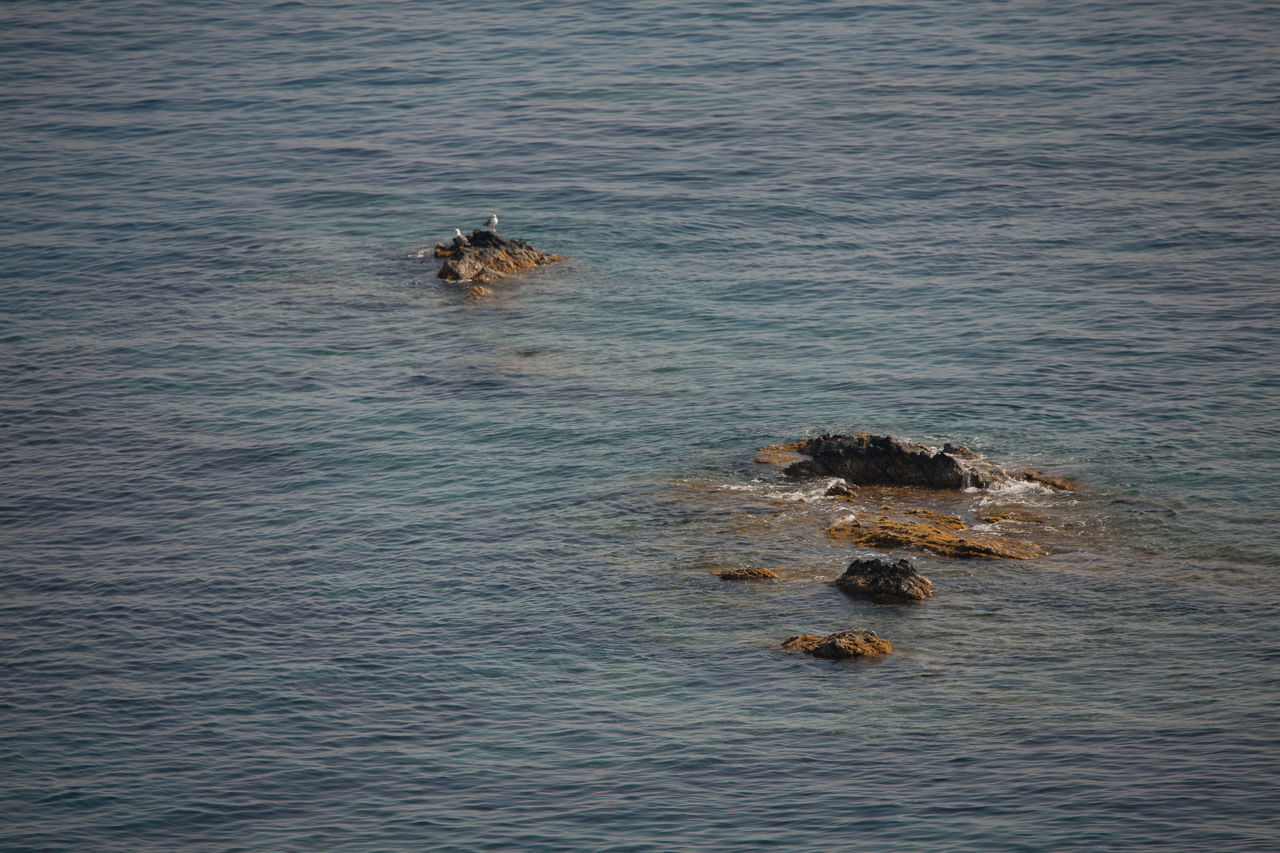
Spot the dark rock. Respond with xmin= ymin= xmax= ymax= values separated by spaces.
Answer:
xmin=430 ymin=229 xmax=561 ymax=285
xmin=785 ymin=433 xmax=1017 ymax=490
xmin=782 ymin=628 xmax=893 ymax=659
xmin=835 ymin=557 xmax=932 ymax=603
xmin=825 ymin=481 xmax=858 ymax=499
xmin=716 ymin=567 xmax=780 ymax=581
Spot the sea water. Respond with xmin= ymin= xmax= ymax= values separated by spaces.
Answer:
xmin=1 ymin=1 xmax=1278 ymax=850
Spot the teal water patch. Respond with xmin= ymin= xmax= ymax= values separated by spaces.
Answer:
xmin=1 ymin=0 xmax=1278 ymax=849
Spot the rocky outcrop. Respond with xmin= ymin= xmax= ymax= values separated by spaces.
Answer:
xmin=828 ymin=513 xmax=1046 ymax=559
xmin=785 ymin=433 xmax=1018 ymax=489
xmin=835 ymin=557 xmax=932 ymax=603
xmin=782 ymin=628 xmax=893 ymax=659
xmin=430 ymin=229 xmax=561 ymax=285
xmin=716 ymin=567 xmax=780 ymax=581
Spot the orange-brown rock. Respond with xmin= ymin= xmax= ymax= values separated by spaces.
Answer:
xmin=979 ymin=510 xmax=1049 ymax=524
xmin=432 ymin=229 xmax=561 ymax=285
xmin=782 ymin=628 xmax=893 ymax=659
xmin=829 ymin=516 xmax=1046 ymax=559
xmin=754 ymin=442 xmax=808 ymax=466
xmin=716 ymin=567 xmax=780 ymax=581
xmin=902 ymin=507 xmax=966 ymax=530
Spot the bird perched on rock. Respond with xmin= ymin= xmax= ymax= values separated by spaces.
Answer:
xmin=451 ymin=228 xmax=469 ymax=248
xmin=484 ymin=213 xmax=498 ymax=231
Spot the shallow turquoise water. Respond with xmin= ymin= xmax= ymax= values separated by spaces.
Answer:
xmin=2 ymin=1 xmax=1278 ymax=850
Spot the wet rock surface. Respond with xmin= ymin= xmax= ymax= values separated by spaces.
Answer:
xmin=785 ymin=433 xmax=1020 ymax=489
xmin=716 ymin=567 xmax=780 ymax=581
xmin=782 ymin=628 xmax=893 ymax=659
xmin=835 ymin=557 xmax=932 ymax=603
xmin=428 ymin=229 xmax=561 ymax=285
xmin=828 ymin=512 xmax=1047 ymax=559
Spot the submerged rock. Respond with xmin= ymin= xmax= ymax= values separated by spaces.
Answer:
xmin=835 ymin=557 xmax=932 ymax=603
xmin=782 ymin=628 xmax=893 ymax=659
xmin=754 ymin=442 xmax=808 ymax=466
xmin=978 ymin=509 xmax=1049 ymax=524
xmin=716 ymin=567 xmax=780 ymax=581
xmin=1021 ymin=470 xmax=1074 ymax=491
xmin=828 ymin=514 xmax=1046 ymax=559
xmin=431 ymin=229 xmax=561 ymax=285
xmin=786 ymin=433 xmax=1018 ymax=489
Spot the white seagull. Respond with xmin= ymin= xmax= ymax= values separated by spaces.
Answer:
xmin=484 ymin=213 xmax=498 ymax=231
xmin=452 ymin=228 xmax=469 ymax=247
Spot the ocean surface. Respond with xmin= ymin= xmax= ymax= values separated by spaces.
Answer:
xmin=2 ymin=1 xmax=1278 ymax=850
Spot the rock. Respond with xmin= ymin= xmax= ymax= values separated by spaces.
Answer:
xmin=1022 ymin=470 xmax=1074 ymax=491
xmin=716 ymin=567 xmax=780 ymax=581
xmin=825 ymin=481 xmax=858 ymax=499
xmin=432 ymin=229 xmax=561 ymax=285
xmin=754 ymin=442 xmax=808 ymax=466
xmin=829 ymin=515 xmax=1046 ymax=559
xmin=835 ymin=557 xmax=932 ymax=603
xmin=782 ymin=628 xmax=893 ymax=659
xmin=978 ymin=509 xmax=1048 ymax=524
xmin=785 ymin=433 xmax=1018 ymax=490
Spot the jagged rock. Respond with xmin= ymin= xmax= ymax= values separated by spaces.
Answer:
xmin=782 ymin=628 xmax=893 ymax=659
xmin=835 ymin=557 xmax=932 ymax=603
xmin=716 ymin=567 xmax=780 ymax=581
xmin=431 ymin=229 xmax=561 ymax=285
xmin=829 ymin=515 xmax=1046 ymax=559
xmin=785 ymin=433 xmax=1019 ymax=490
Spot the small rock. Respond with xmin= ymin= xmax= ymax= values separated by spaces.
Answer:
xmin=782 ymin=628 xmax=893 ymax=659
xmin=835 ymin=557 xmax=932 ymax=603
xmin=825 ymin=481 xmax=858 ymax=499
xmin=716 ymin=567 xmax=780 ymax=581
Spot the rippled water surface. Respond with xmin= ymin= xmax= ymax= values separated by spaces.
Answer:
xmin=2 ymin=1 xmax=1278 ymax=850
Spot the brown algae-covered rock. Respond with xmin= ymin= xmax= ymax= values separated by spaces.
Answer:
xmin=835 ymin=557 xmax=932 ymax=603
xmin=754 ymin=442 xmax=808 ymax=466
xmin=829 ymin=515 xmax=1046 ymax=559
xmin=716 ymin=567 xmax=781 ymax=581
xmin=782 ymin=628 xmax=893 ymax=659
